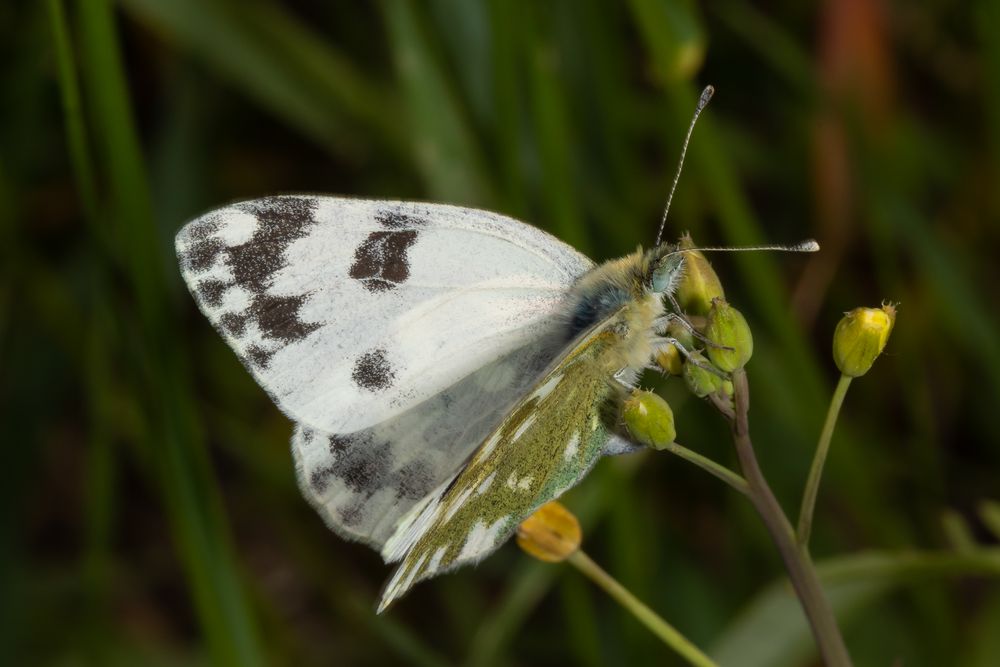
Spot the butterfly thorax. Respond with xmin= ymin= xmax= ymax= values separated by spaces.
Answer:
xmin=564 ymin=246 xmax=675 ymax=374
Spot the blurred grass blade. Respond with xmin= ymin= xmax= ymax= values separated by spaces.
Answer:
xmin=627 ymin=0 xmax=705 ymax=83
xmin=710 ymin=548 xmax=1000 ymax=667
xmin=560 ymin=574 xmax=605 ymax=667
xmin=427 ymin=0 xmax=493 ymax=129
xmin=46 ymin=0 xmax=99 ymax=224
xmin=487 ymin=0 xmax=527 ymax=216
xmin=976 ymin=0 xmax=1000 ymax=157
xmin=527 ymin=10 xmax=587 ymax=253
xmin=465 ymin=561 xmax=554 ymax=667
xmin=964 ymin=591 xmax=1000 ymax=667
xmin=709 ymin=1 xmax=816 ymax=94
xmin=575 ymin=2 xmax=648 ymax=250
xmin=44 ymin=12 xmax=116 ymax=659
xmin=872 ymin=192 xmax=1000 ymax=394
xmin=379 ymin=0 xmax=493 ymax=205
xmin=72 ymin=1 xmax=264 ymax=665
xmin=941 ymin=509 xmax=977 ymax=552
xmin=711 ymin=577 xmax=883 ymax=667
xmin=121 ymin=0 xmax=406 ymax=159
xmin=75 ymin=0 xmax=159 ymax=314
xmin=980 ymin=501 xmax=1000 ymax=541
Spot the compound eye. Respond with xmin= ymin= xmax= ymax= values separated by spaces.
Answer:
xmin=651 ymin=255 xmax=683 ymax=293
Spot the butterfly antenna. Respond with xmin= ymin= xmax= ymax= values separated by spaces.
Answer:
xmin=655 ymin=85 xmax=715 ymax=247
xmin=669 ymin=239 xmax=821 ymax=255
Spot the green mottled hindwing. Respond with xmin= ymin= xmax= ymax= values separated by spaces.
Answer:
xmin=377 ymin=312 xmax=628 ymax=612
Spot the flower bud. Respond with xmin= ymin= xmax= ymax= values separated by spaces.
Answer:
xmin=832 ymin=304 xmax=896 ymax=377
xmin=705 ymin=298 xmax=754 ymax=372
xmin=654 ymin=322 xmax=694 ymax=376
xmin=655 ymin=346 xmax=684 ymax=376
xmin=683 ymin=350 xmax=725 ymax=397
xmin=675 ymin=233 xmax=725 ymax=316
xmin=622 ymin=389 xmax=676 ymax=449
xmin=516 ymin=500 xmax=582 ymax=563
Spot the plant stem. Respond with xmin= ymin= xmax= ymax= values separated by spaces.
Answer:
xmin=797 ymin=374 xmax=852 ymax=547
xmin=664 ymin=441 xmax=750 ymax=495
xmin=567 ymin=550 xmax=718 ymax=667
xmin=728 ymin=369 xmax=852 ymax=666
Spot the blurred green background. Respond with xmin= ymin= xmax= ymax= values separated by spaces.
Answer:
xmin=4 ymin=0 xmax=1000 ymax=665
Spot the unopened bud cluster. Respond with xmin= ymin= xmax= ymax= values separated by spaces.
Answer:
xmin=655 ymin=238 xmax=754 ymax=392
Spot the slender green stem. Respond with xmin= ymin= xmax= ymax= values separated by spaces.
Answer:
xmin=567 ymin=550 xmax=718 ymax=667
xmin=729 ymin=369 xmax=852 ymax=666
xmin=797 ymin=374 xmax=852 ymax=548
xmin=664 ymin=441 xmax=750 ymax=495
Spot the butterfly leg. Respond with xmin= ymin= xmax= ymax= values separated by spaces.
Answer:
xmin=612 ymin=367 xmax=640 ymax=391
xmin=653 ymin=310 xmax=731 ymax=352
xmin=650 ymin=336 xmax=729 ymax=380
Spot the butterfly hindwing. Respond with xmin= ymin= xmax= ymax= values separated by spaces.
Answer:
xmin=175 ymin=196 xmax=594 ymax=435
xmin=377 ymin=313 xmax=629 ymax=612
xmin=291 ymin=326 xmax=571 ymax=550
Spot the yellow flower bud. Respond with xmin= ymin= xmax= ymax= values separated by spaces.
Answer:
xmin=675 ymin=233 xmax=725 ymax=316
xmin=655 ymin=345 xmax=684 ymax=376
xmin=705 ymin=298 xmax=754 ymax=372
xmin=516 ymin=500 xmax=582 ymax=563
xmin=832 ymin=304 xmax=896 ymax=377
xmin=654 ymin=322 xmax=694 ymax=376
xmin=622 ymin=389 xmax=677 ymax=449
xmin=684 ymin=350 xmax=725 ymax=397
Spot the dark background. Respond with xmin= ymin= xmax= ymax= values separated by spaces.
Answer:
xmin=4 ymin=1 xmax=1000 ymax=665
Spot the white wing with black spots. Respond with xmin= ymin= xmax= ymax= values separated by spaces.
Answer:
xmin=290 ymin=327 xmax=570 ymax=550
xmin=175 ymin=196 xmax=593 ymax=434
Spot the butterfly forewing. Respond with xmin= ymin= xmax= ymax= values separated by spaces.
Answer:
xmin=175 ymin=196 xmax=593 ymax=435
xmin=377 ymin=316 xmax=627 ymax=612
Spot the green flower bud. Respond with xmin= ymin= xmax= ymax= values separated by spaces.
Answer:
xmin=676 ymin=233 xmax=725 ymax=316
xmin=832 ymin=304 xmax=896 ymax=377
xmin=705 ymin=298 xmax=754 ymax=372
xmin=622 ymin=390 xmax=676 ymax=450
xmin=683 ymin=350 xmax=725 ymax=398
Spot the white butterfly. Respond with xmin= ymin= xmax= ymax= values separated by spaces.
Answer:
xmin=176 ymin=195 xmax=693 ymax=611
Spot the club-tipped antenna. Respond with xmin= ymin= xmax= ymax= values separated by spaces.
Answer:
xmin=668 ymin=239 xmax=821 ymax=256
xmin=655 ymin=85 xmax=715 ymax=247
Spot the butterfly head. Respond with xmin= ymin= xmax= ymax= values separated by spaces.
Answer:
xmin=646 ymin=244 xmax=685 ymax=296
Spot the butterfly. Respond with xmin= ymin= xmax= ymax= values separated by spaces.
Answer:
xmin=175 ymin=195 xmax=691 ymax=612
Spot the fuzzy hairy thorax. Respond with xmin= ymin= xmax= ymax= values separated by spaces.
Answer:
xmin=564 ymin=244 xmax=684 ymax=376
